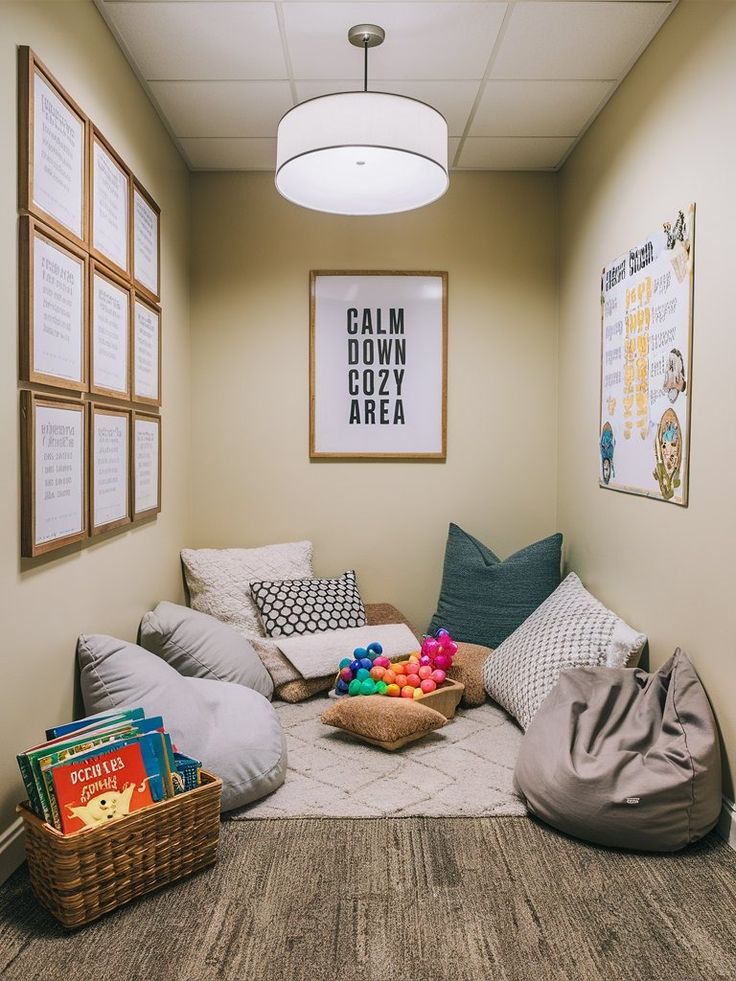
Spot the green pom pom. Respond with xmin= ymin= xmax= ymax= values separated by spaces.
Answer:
xmin=348 ymin=679 xmax=362 ymax=696
xmin=360 ymin=679 xmax=376 ymax=695
xmin=339 ymin=658 xmax=352 ymax=670
xmin=356 ymin=668 xmax=370 ymax=681
xmin=375 ymin=680 xmax=388 ymax=695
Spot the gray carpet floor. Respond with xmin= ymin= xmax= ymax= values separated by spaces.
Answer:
xmin=1 ymin=817 xmax=735 ymax=981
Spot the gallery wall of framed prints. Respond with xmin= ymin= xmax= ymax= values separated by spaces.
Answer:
xmin=17 ymin=47 xmax=162 ymax=559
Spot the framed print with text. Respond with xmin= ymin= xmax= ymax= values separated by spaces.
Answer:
xmin=132 ymin=178 xmax=160 ymax=303
xmin=21 ymin=391 xmax=86 ymax=557
xmin=90 ymin=260 xmax=131 ymax=400
xmin=310 ymin=271 xmax=447 ymax=459
xmin=132 ymin=294 xmax=161 ymax=405
xmin=19 ymin=215 xmax=88 ymax=392
xmin=18 ymin=47 xmax=88 ymax=249
xmin=133 ymin=411 xmax=161 ymax=518
xmin=90 ymin=404 xmax=131 ymax=535
xmin=90 ymin=126 xmax=130 ymax=278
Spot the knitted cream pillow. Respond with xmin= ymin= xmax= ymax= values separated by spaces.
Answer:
xmin=483 ymin=573 xmax=646 ymax=730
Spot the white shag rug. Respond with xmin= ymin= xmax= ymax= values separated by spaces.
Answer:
xmin=231 ymin=698 xmax=527 ymax=820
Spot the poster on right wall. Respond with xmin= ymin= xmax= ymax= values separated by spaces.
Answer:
xmin=599 ymin=203 xmax=695 ymax=506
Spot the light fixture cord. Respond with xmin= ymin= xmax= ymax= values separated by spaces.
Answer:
xmin=363 ymin=36 xmax=368 ymax=92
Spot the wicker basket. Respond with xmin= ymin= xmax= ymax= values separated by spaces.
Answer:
xmin=17 ymin=769 xmax=222 ymax=929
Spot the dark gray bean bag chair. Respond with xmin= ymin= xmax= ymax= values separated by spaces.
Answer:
xmin=514 ymin=649 xmax=721 ymax=851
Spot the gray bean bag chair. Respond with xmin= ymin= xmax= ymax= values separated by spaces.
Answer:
xmin=514 ymin=649 xmax=721 ymax=851
xmin=78 ymin=634 xmax=287 ymax=812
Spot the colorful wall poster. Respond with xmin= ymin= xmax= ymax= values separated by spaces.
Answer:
xmin=599 ymin=204 xmax=694 ymax=505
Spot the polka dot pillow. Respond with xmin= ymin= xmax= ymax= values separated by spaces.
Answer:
xmin=249 ymin=570 xmax=367 ymax=638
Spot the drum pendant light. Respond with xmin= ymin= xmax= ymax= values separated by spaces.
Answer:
xmin=275 ymin=24 xmax=449 ymax=216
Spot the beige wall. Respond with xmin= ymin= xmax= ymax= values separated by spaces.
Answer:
xmin=189 ymin=171 xmax=559 ymax=633
xmin=0 ymin=0 xmax=191 ymax=877
xmin=557 ymin=1 xmax=736 ymax=796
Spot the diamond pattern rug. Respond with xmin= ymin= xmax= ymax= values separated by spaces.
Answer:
xmin=230 ymin=699 xmax=527 ymax=819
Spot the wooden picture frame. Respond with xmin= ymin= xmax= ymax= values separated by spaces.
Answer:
xmin=89 ymin=403 xmax=131 ymax=535
xmin=132 ymin=293 xmax=161 ymax=406
xmin=131 ymin=178 xmax=160 ymax=303
xmin=89 ymin=126 xmax=131 ymax=279
xmin=18 ymin=47 xmax=88 ymax=248
xmin=21 ymin=391 xmax=87 ymax=557
xmin=19 ymin=214 xmax=88 ymax=392
xmin=89 ymin=259 xmax=132 ymax=401
xmin=309 ymin=271 xmax=448 ymax=460
xmin=132 ymin=411 xmax=161 ymax=519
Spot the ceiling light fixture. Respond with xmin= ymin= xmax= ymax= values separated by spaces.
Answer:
xmin=275 ymin=24 xmax=449 ymax=216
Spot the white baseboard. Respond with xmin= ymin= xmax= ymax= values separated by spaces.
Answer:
xmin=0 ymin=817 xmax=25 ymax=886
xmin=717 ymin=797 xmax=736 ymax=850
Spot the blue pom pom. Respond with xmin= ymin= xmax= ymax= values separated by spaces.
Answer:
xmin=335 ymin=678 xmax=350 ymax=694
xmin=358 ymin=657 xmax=373 ymax=671
xmin=339 ymin=658 xmax=352 ymax=670
xmin=353 ymin=647 xmax=369 ymax=659
xmin=367 ymin=642 xmax=383 ymax=655
xmin=349 ymin=660 xmax=361 ymax=673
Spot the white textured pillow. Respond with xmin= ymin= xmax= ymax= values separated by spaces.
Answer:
xmin=181 ymin=542 xmax=314 ymax=638
xmin=483 ymin=573 xmax=646 ymax=730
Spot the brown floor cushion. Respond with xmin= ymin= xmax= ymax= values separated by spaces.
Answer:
xmin=451 ymin=643 xmax=492 ymax=707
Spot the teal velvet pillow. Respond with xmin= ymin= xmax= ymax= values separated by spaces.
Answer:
xmin=429 ymin=524 xmax=562 ymax=648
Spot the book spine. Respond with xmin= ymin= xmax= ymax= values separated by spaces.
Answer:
xmin=17 ymin=754 xmax=43 ymax=818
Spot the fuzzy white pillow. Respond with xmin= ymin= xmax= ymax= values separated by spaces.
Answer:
xmin=181 ymin=541 xmax=314 ymax=639
xmin=483 ymin=573 xmax=646 ymax=730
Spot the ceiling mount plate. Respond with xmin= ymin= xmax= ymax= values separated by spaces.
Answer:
xmin=348 ymin=24 xmax=385 ymax=48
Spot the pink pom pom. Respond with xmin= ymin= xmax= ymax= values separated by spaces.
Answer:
xmin=435 ymin=654 xmax=451 ymax=671
xmin=445 ymin=641 xmax=458 ymax=656
xmin=422 ymin=637 xmax=439 ymax=656
xmin=419 ymin=654 xmax=432 ymax=667
xmin=431 ymin=669 xmax=446 ymax=684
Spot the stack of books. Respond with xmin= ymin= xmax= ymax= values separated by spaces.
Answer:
xmin=17 ymin=708 xmax=195 ymax=835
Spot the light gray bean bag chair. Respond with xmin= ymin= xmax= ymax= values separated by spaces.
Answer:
xmin=514 ymin=649 xmax=721 ymax=851
xmin=77 ymin=634 xmax=287 ymax=813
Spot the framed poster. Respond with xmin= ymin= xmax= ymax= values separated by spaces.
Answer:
xmin=310 ymin=271 xmax=447 ymax=459
xmin=90 ymin=404 xmax=131 ymax=535
xmin=18 ymin=48 xmax=88 ymax=248
xmin=90 ymin=261 xmax=131 ymax=400
xmin=19 ymin=215 xmax=87 ymax=392
xmin=599 ymin=204 xmax=695 ymax=506
xmin=132 ymin=179 xmax=160 ymax=302
xmin=133 ymin=412 xmax=161 ymax=518
xmin=90 ymin=127 xmax=130 ymax=277
xmin=21 ymin=392 xmax=86 ymax=557
xmin=132 ymin=295 xmax=161 ymax=405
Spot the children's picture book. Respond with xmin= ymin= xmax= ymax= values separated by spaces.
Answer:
xmin=51 ymin=742 xmax=154 ymax=834
xmin=16 ymin=707 xmax=197 ymax=833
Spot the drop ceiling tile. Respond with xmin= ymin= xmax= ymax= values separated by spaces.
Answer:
xmin=179 ymin=137 xmax=277 ymax=170
xmin=470 ymin=79 xmax=614 ymax=137
xmin=149 ymin=81 xmax=293 ymax=138
xmin=104 ymin=2 xmax=287 ymax=80
xmin=295 ymin=80 xmax=480 ymax=136
xmin=490 ymin=2 xmax=670 ymax=80
xmin=457 ymin=137 xmax=574 ymax=170
xmin=283 ymin=3 xmax=507 ymax=80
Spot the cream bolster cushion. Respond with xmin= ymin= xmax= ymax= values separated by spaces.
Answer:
xmin=275 ymin=623 xmax=419 ymax=680
xmin=77 ymin=634 xmax=287 ymax=813
xmin=140 ymin=601 xmax=274 ymax=700
xmin=514 ymin=649 xmax=722 ymax=851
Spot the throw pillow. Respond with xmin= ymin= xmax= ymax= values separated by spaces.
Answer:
xmin=77 ymin=634 xmax=287 ymax=812
xmin=139 ymin=601 xmax=274 ymax=700
xmin=429 ymin=524 xmax=562 ymax=648
xmin=181 ymin=541 xmax=314 ymax=638
xmin=483 ymin=573 xmax=647 ymax=730
xmin=450 ymin=643 xmax=492 ymax=707
xmin=321 ymin=698 xmax=446 ymax=750
xmin=250 ymin=570 xmax=367 ymax=637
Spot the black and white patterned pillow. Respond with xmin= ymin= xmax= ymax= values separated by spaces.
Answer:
xmin=249 ymin=570 xmax=367 ymax=638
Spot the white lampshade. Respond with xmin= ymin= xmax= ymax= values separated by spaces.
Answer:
xmin=275 ymin=92 xmax=449 ymax=216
